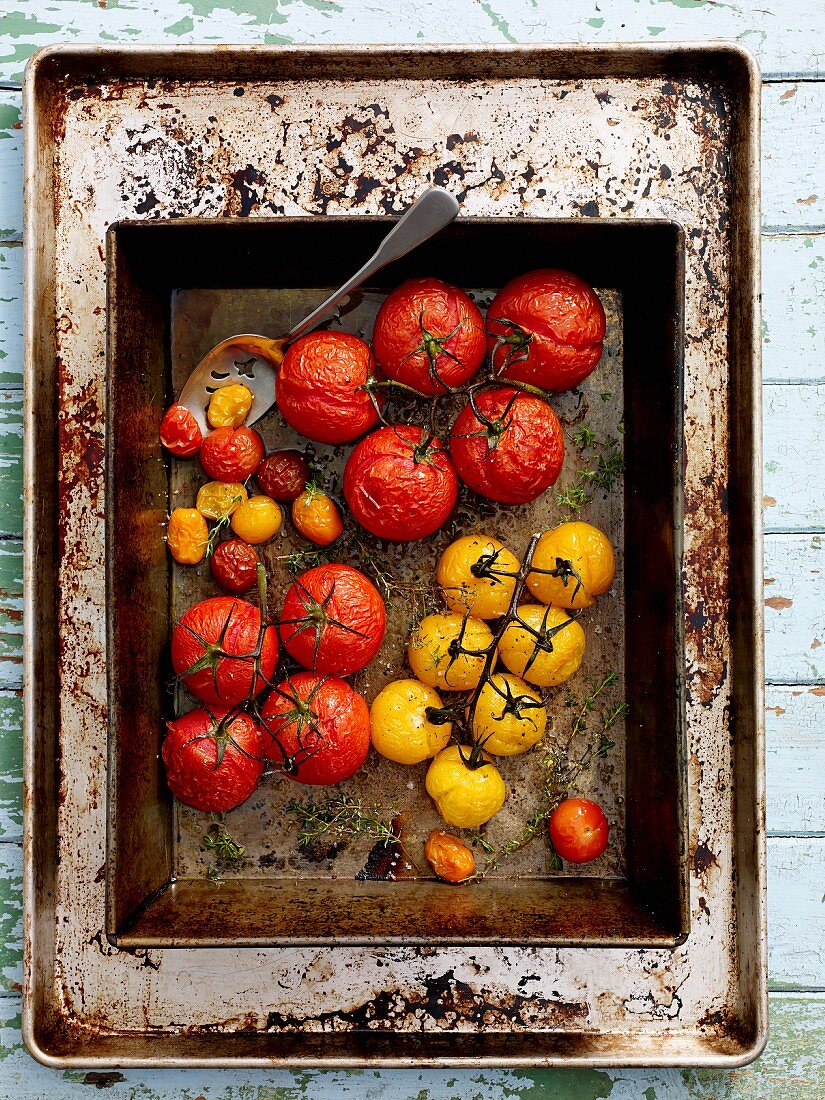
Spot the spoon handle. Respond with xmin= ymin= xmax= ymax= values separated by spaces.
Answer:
xmin=284 ymin=187 xmax=460 ymax=343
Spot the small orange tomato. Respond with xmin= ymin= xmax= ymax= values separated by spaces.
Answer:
xmin=292 ymin=488 xmax=343 ymax=547
xmin=230 ymin=495 xmax=283 ymax=544
xmin=167 ymin=508 xmax=208 ymax=564
xmin=424 ymin=830 xmax=476 ymax=883
xmin=549 ymin=797 xmax=609 ymax=864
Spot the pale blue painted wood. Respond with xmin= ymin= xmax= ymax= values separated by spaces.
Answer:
xmin=763 ymin=385 xmax=825 ymax=532
xmin=766 ymin=687 xmax=825 ymax=836
xmin=764 ymin=535 xmax=825 ymax=683
xmin=0 ymin=94 xmax=22 ymax=245
xmin=0 ymin=246 xmax=22 ymax=388
xmin=762 ymin=233 xmax=825 ymax=384
xmin=762 ymin=83 xmax=825 ymax=230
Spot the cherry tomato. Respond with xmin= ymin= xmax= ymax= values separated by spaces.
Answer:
xmin=450 ymin=387 xmax=564 ymax=504
xmin=195 ymin=481 xmax=248 ymax=521
xmin=167 ymin=507 xmax=208 ymax=565
xmin=343 ymin=425 xmax=458 ymax=541
xmin=424 ymin=830 xmax=476 ymax=883
xmin=160 ymin=404 xmax=203 ymax=458
xmin=210 ymin=539 xmax=260 ymax=594
xmin=256 ymin=449 xmax=309 ymax=502
xmin=230 ymin=495 xmax=283 ymax=544
xmin=207 ymin=383 xmax=254 ymax=428
xmin=527 ymin=521 xmax=616 ymax=610
xmin=171 ymin=596 xmax=278 ymax=706
xmin=277 ymin=331 xmax=381 ymax=444
xmin=280 ymin=563 xmax=386 ymax=675
xmin=261 ymin=672 xmax=371 ymax=785
xmin=200 ymin=425 xmax=264 ymax=482
xmin=372 ymin=277 xmax=486 ymax=395
xmin=487 ymin=269 xmax=606 ymax=392
xmin=291 ymin=488 xmax=343 ymax=547
xmin=162 ymin=707 xmax=265 ymax=812
xmin=425 ymin=744 xmax=506 ymax=828
xmin=549 ymin=797 xmax=609 ymax=864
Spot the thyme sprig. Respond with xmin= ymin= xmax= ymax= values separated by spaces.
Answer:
xmin=287 ymin=794 xmax=398 ymax=850
xmin=557 ymin=423 xmax=625 ymax=515
xmin=202 ymin=823 xmax=246 ymax=862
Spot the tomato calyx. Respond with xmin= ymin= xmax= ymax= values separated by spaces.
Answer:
xmin=486 ymin=675 xmax=545 ymax=726
xmin=178 ymin=705 xmax=262 ymax=768
xmin=544 ymin=555 xmax=584 ymax=604
xmin=261 ymin=674 xmax=328 ymax=776
xmin=511 ymin=604 xmax=576 ymax=679
xmin=404 ymin=310 xmax=466 ymax=392
xmin=455 ymin=738 xmax=493 ymax=771
xmin=489 ymin=316 xmax=533 ymax=377
xmin=279 ymin=575 xmax=370 ymax=669
xmin=469 ymin=545 xmax=519 ymax=585
xmin=455 ymin=388 xmax=521 ymax=455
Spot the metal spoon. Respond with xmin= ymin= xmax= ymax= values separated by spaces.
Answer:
xmin=177 ymin=187 xmax=460 ymax=435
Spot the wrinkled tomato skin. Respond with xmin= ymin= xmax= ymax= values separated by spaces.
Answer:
xmin=487 ymin=269 xmax=606 ymax=392
xmin=171 ymin=596 xmax=278 ymax=706
xmin=343 ymin=425 xmax=459 ymax=541
xmin=373 ymin=277 xmax=486 ymax=395
xmin=450 ymin=388 xmax=564 ymax=504
xmin=549 ymin=797 xmax=609 ymax=864
xmin=200 ymin=426 xmax=265 ymax=481
xmin=260 ymin=673 xmax=371 ymax=785
xmin=280 ymin=563 xmax=386 ymax=675
xmin=209 ymin=539 xmax=260 ymax=594
xmin=277 ymin=331 xmax=382 ymax=445
xmin=160 ymin=404 xmax=203 ymax=458
xmin=162 ymin=708 xmax=265 ymax=812
xmin=256 ymin=449 xmax=309 ymax=502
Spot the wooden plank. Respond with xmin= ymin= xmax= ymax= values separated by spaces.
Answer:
xmin=769 ymin=838 xmax=825 ymax=990
xmin=763 ymin=384 xmax=825 ymax=532
xmin=0 ymin=92 xmax=22 ymax=244
xmin=3 ymin=0 xmax=825 ymax=84
xmin=0 ymin=245 xmax=22 ymax=389
xmin=0 ymin=992 xmax=821 ymax=1096
xmin=763 ymin=83 xmax=825 ymax=230
xmin=764 ymin=534 xmax=825 ymax=683
xmin=763 ymin=233 xmax=825 ymax=384
xmin=0 ymin=691 xmax=21 ymax=840
xmin=0 ymin=541 xmax=21 ymax=689
xmin=767 ymin=687 xmax=825 ymax=836
xmin=0 ymin=842 xmax=21 ymax=995
xmin=0 ymin=391 xmax=21 ymax=540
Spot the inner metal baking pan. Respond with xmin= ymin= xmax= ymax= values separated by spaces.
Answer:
xmin=105 ymin=215 xmax=686 ymax=950
xmin=23 ymin=43 xmax=764 ymax=1068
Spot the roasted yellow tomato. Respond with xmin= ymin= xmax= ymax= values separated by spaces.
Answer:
xmin=472 ymin=672 xmax=547 ymax=756
xmin=425 ymin=744 xmax=506 ymax=828
xmin=207 ymin=383 xmax=254 ymax=429
xmin=196 ymin=480 xmax=248 ymax=521
xmin=370 ymin=679 xmax=452 ymax=765
xmin=436 ymin=534 xmax=519 ymax=620
xmin=408 ymin=613 xmax=494 ymax=692
xmin=292 ymin=488 xmax=343 ymax=547
xmin=526 ymin=521 xmax=615 ymax=610
xmin=167 ymin=507 xmax=208 ymax=565
xmin=499 ymin=604 xmax=585 ymax=688
xmin=230 ymin=495 xmax=282 ymax=544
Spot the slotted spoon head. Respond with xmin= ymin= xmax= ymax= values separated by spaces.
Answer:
xmin=177 ymin=334 xmax=285 ymax=436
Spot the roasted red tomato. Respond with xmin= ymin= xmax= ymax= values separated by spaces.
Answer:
xmin=449 ymin=387 xmax=564 ymax=504
xmin=261 ymin=672 xmax=371 ymax=785
xmin=200 ymin=425 xmax=264 ymax=482
xmin=372 ymin=277 xmax=486 ymax=395
xmin=171 ymin=596 xmax=278 ymax=706
xmin=159 ymin=404 xmax=203 ymax=458
xmin=162 ymin=707 xmax=265 ymax=812
xmin=279 ymin=563 xmax=386 ymax=676
xmin=210 ymin=538 xmax=260 ymax=594
xmin=487 ymin=269 xmax=606 ymax=392
xmin=277 ymin=331 xmax=381 ymax=445
xmin=255 ymin=449 xmax=309 ymax=502
xmin=549 ymin=797 xmax=609 ymax=864
xmin=343 ymin=424 xmax=459 ymax=541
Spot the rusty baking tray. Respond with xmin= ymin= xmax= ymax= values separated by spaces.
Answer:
xmin=23 ymin=44 xmax=764 ymax=1067
xmin=105 ymin=215 xmax=686 ymax=949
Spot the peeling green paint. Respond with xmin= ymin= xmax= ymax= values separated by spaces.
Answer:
xmin=0 ymin=105 xmax=20 ymax=138
xmin=187 ymin=0 xmax=289 ymax=25
xmin=507 ymin=1069 xmax=614 ymax=1099
xmin=478 ymin=2 xmax=516 ymax=43
xmin=164 ymin=15 xmax=195 ymax=34
xmin=0 ymin=13 xmax=62 ymax=39
xmin=586 ymin=17 xmax=605 ymax=29
xmin=647 ymin=26 xmax=666 ymax=35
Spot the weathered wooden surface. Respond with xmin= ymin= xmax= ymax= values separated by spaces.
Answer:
xmin=0 ymin=1 xmax=824 ymax=1095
